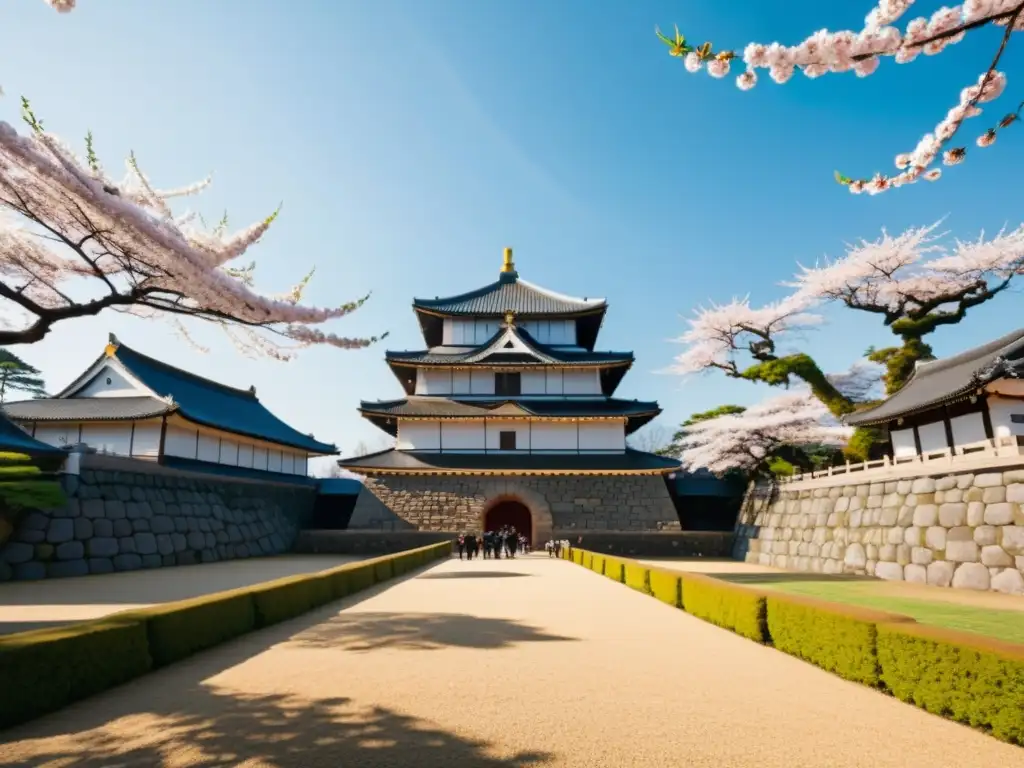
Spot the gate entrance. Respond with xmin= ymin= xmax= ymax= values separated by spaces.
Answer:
xmin=484 ymin=500 xmax=533 ymax=547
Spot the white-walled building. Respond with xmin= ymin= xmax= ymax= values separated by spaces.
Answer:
xmin=845 ymin=328 xmax=1024 ymax=460
xmin=340 ymin=249 xmax=681 ymax=543
xmin=3 ymin=335 xmax=336 ymax=482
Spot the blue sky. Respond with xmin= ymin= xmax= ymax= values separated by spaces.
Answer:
xmin=3 ymin=1 xmax=1023 ymax=469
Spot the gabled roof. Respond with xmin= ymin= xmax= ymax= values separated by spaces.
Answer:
xmin=386 ymin=326 xmax=632 ymax=367
xmin=4 ymin=396 xmax=175 ymax=422
xmin=846 ymin=327 xmax=1024 ymax=426
xmin=0 ymin=411 xmax=63 ymax=456
xmin=338 ymin=447 xmax=680 ymax=475
xmin=413 ymin=271 xmax=606 ymax=317
xmin=54 ymin=335 xmax=337 ymax=454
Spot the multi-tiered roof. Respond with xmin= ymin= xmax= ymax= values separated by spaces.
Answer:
xmin=340 ymin=249 xmax=679 ymax=475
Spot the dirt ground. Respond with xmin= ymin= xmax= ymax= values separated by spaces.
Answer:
xmin=639 ymin=557 xmax=1024 ymax=612
xmin=0 ymin=554 xmax=1021 ymax=767
xmin=0 ymin=555 xmax=367 ymax=635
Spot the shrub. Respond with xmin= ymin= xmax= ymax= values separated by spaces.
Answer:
xmin=767 ymin=594 xmax=912 ymax=686
xmin=0 ymin=616 xmax=151 ymax=729
xmin=603 ymin=556 xmax=624 ymax=583
xmin=582 ymin=551 xmax=593 ymax=569
xmin=624 ymin=562 xmax=650 ymax=594
xmin=648 ymin=568 xmax=681 ymax=608
xmin=680 ymin=573 xmax=767 ymax=642
xmin=877 ymin=622 xmax=1024 ymax=745
xmin=250 ymin=573 xmax=334 ymax=628
xmin=572 ymin=549 xmax=584 ymax=564
xmin=119 ymin=588 xmax=256 ymax=668
xmin=345 ymin=561 xmax=378 ymax=593
xmin=590 ymin=554 xmax=606 ymax=575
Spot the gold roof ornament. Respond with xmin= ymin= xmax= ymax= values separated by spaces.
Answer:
xmin=104 ymin=332 xmax=120 ymax=358
xmin=504 ymin=309 xmax=516 ymax=327
xmin=501 ymin=246 xmax=515 ymax=273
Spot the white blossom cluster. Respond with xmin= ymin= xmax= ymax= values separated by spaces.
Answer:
xmin=677 ymin=391 xmax=852 ymax=475
xmin=43 ymin=0 xmax=76 ymax=12
xmin=0 ymin=119 xmax=378 ymax=357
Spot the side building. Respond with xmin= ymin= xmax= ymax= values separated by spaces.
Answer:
xmin=845 ymin=327 xmax=1024 ymax=461
xmin=2 ymin=334 xmax=336 ymax=483
xmin=340 ymin=248 xmax=682 ymax=544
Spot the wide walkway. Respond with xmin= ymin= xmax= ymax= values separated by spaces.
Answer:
xmin=0 ymin=555 xmax=367 ymax=635
xmin=1 ymin=555 xmax=1022 ymax=767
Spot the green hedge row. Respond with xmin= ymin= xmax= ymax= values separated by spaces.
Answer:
xmin=0 ymin=541 xmax=452 ymax=729
xmin=562 ymin=547 xmax=1024 ymax=745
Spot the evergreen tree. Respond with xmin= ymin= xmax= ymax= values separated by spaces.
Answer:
xmin=0 ymin=349 xmax=47 ymax=402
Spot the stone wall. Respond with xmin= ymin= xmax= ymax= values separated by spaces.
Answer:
xmin=561 ymin=531 xmax=733 ymax=558
xmin=734 ymin=468 xmax=1024 ymax=594
xmin=0 ymin=455 xmax=316 ymax=582
xmin=348 ymin=473 xmax=681 ymax=539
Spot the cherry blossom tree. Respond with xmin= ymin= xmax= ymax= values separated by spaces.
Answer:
xmin=790 ymin=219 xmax=1024 ymax=392
xmin=676 ymin=391 xmax=853 ymax=476
xmin=657 ymin=1 xmax=1024 ymax=194
xmin=0 ymin=100 xmax=384 ymax=358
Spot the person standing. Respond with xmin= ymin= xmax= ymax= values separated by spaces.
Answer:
xmin=493 ymin=528 xmax=502 ymax=559
xmin=483 ymin=530 xmax=492 ymax=559
xmin=507 ymin=527 xmax=519 ymax=559
xmin=465 ymin=531 xmax=478 ymax=560
xmin=456 ymin=534 xmax=466 ymax=560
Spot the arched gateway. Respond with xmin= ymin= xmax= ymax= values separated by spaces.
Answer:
xmin=484 ymin=500 xmax=533 ymax=546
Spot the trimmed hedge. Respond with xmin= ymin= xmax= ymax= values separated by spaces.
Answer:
xmin=767 ymin=594 xmax=912 ymax=686
xmin=603 ymin=556 xmax=624 ymax=583
xmin=877 ymin=622 xmax=1024 ymax=745
xmin=0 ymin=616 xmax=151 ymax=729
xmin=589 ymin=553 xmax=606 ymax=576
xmin=648 ymin=568 xmax=681 ymax=608
xmin=0 ymin=540 xmax=452 ymax=730
xmin=562 ymin=547 xmax=1024 ymax=745
xmin=582 ymin=551 xmax=594 ymax=570
xmin=680 ymin=573 xmax=768 ymax=642
xmin=624 ymin=562 xmax=649 ymax=594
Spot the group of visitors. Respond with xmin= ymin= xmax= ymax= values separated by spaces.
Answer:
xmin=456 ymin=526 xmax=528 ymax=560
xmin=544 ymin=539 xmax=570 ymax=557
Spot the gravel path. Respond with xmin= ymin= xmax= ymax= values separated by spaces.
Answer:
xmin=0 ymin=555 xmax=367 ymax=635
xmin=1 ymin=554 xmax=1021 ymax=767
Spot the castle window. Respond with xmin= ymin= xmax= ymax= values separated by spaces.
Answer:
xmin=499 ymin=431 xmax=517 ymax=450
xmin=495 ymin=371 xmax=521 ymax=396
xmin=1011 ymin=414 xmax=1024 ymax=424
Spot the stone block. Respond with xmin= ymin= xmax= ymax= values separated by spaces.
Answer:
xmin=126 ymin=502 xmax=152 ymax=519
xmin=879 ymin=507 xmax=899 ymax=526
xmin=956 ymin=474 xmax=975 ymax=490
xmin=974 ymin=472 xmax=1003 ymax=488
xmin=46 ymin=518 xmax=74 ymax=544
xmin=938 ymin=503 xmax=966 ymax=528
xmin=186 ymin=531 xmax=206 ymax=550
xmin=903 ymin=527 xmax=923 ymax=547
xmin=1006 ymin=484 xmax=1024 ymax=504
xmin=47 ymin=559 xmax=89 ymax=578
xmin=22 ymin=512 xmax=48 ymax=530
xmin=14 ymin=528 xmax=44 ymax=544
xmin=105 ymin=500 xmax=126 ymax=519
xmin=985 ymin=503 xmax=1015 ymax=526
xmin=904 ymin=564 xmax=927 ymax=584
xmin=119 ymin=536 xmax=136 ymax=554
xmin=156 ymin=534 xmax=174 ymax=556
xmin=200 ymin=549 xmax=218 ymax=563
xmin=991 ymin=568 xmax=1024 ymax=595
xmin=111 ymin=518 xmax=131 ymax=537
xmin=951 ymin=562 xmax=990 ymax=590
xmin=982 ymin=486 xmax=1006 ymax=504
xmin=924 ymin=526 xmax=946 ymax=550
xmin=945 ymin=530 xmax=979 ymax=563
xmin=88 ymin=557 xmax=114 ymax=574
xmin=171 ymin=532 xmax=187 ymax=552
xmin=844 ymin=543 xmax=866 ymax=569
xmin=874 ymin=561 xmax=904 ymax=581
xmin=935 ymin=476 xmax=957 ymax=492
xmin=141 ymin=554 xmax=162 ymax=569
xmin=964 ymin=487 xmax=984 ymax=502
xmin=72 ymin=517 xmax=93 ymax=540
xmin=896 ymin=544 xmax=911 ymax=565
xmin=1000 ymin=525 xmax=1024 ymax=555
xmin=896 ymin=480 xmax=913 ymax=495
xmin=911 ymin=478 xmax=935 ymax=494
xmin=926 ymin=560 xmax=955 ymax=587
xmin=13 ymin=562 xmax=46 ymax=580
xmin=131 ymin=518 xmax=151 ymax=533
xmin=910 ymin=547 xmax=933 ymax=565
xmin=87 ymin=537 xmax=119 ymax=558
xmin=34 ymin=543 xmax=54 ymax=561
xmin=1 ymin=542 xmax=34 ymax=564
xmin=966 ymin=501 xmax=986 ymax=527
xmin=55 ymin=540 xmax=84 ymax=560
xmin=912 ymin=504 xmax=937 ymax=527
xmin=134 ymin=532 xmax=158 ymax=555
xmin=151 ymin=515 xmax=175 ymax=534
xmin=981 ymin=545 xmax=1014 ymax=567
xmin=177 ymin=550 xmax=197 ymax=565
xmin=82 ymin=499 xmax=105 ymax=518
xmin=113 ymin=553 xmax=143 ymax=571
xmin=92 ymin=518 xmax=113 ymax=537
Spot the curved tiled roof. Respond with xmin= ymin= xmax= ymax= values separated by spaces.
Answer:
xmin=845 ymin=327 xmax=1024 ymax=426
xmin=0 ymin=411 xmax=63 ymax=456
xmin=413 ymin=273 xmax=606 ymax=316
xmin=359 ymin=397 xmax=659 ymax=419
xmin=4 ymin=396 xmax=175 ymax=422
xmin=338 ymin=447 xmax=680 ymax=474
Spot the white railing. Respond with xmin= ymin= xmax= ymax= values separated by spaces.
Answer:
xmin=782 ymin=435 xmax=1024 ymax=486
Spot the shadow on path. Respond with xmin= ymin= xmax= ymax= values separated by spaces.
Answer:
xmin=420 ymin=572 xmax=530 ymax=580
xmin=287 ymin=611 xmax=579 ymax=652
xmin=0 ymin=688 xmax=554 ymax=767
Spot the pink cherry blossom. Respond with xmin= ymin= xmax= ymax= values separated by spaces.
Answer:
xmin=736 ymin=70 xmax=758 ymax=90
xmin=707 ymin=58 xmax=731 ymax=78
xmin=977 ymin=128 xmax=998 ymax=146
xmin=684 ymin=52 xmax=702 ymax=72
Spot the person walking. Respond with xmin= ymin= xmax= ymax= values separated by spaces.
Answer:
xmin=483 ymin=530 xmax=492 ymax=559
xmin=456 ymin=534 xmax=466 ymax=560
xmin=465 ymin=531 xmax=479 ymax=560
xmin=507 ymin=527 xmax=519 ymax=559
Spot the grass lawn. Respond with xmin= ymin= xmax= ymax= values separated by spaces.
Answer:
xmin=733 ymin=578 xmax=1024 ymax=645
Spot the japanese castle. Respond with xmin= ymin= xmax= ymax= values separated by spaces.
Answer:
xmin=2 ymin=335 xmax=336 ymax=481
xmin=340 ymin=248 xmax=681 ymax=544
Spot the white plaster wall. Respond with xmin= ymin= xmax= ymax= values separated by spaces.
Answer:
xmin=531 ymin=422 xmax=578 ymax=450
xmin=951 ymin=412 xmax=987 ymax=449
xmin=163 ymin=423 xmax=305 ymax=473
xmin=519 ymin=319 xmax=575 ymax=345
xmin=75 ymin=365 xmax=145 ymax=398
xmin=220 ymin=438 xmax=239 ymax=466
xmin=253 ymin=446 xmax=268 ymax=471
xmin=918 ymin=421 xmax=948 ymax=454
xmin=485 ymin=421 xmax=530 ymax=451
xmin=131 ymin=423 xmax=162 ymax=458
xmin=470 ymin=370 xmax=496 ymax=395
xmin=562 ymin=370 xmax=600 ymax=395
xmin=452 ymin=370 xmax=471 ymax=394
xmin=397 ymin=421 xmax=441 ymax=451
xmin=79 ymin=424 xmax=132 ymax=455
xmin=33 ymin=423 xmax=78 ymax=448
xmin=268 ymin=450 xmax=282 ymax=473
xmin=440 ymin=421 xmax=486 ymax=451
xmin=521 ymin=370 xmax=546 ymax=394
xmin=164 ymin=426 xmax=197 ymax=458
xmin=415 ymin=369 xmax=451 ymax=395
xmin=197 ymin=433 xmax=220 ymax=463
xmin=578 ymin=422 xmax=625 ymax=451
xmin=443 ymin=319 xmax=500 ymax=345
xmin=545 ymin=369 xmax=563 ymax=395
xmin=238 ymin=443 xmax=254 ymax=468
xmin=988 ymin=395 xmax=1024 ymax=438
xmin=889 ymin=427 xmax=917 ymax=458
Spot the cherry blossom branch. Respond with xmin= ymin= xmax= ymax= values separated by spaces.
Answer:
xmin=657 ymin=1 xmax=1024 ymax=193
